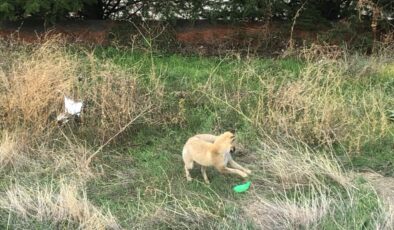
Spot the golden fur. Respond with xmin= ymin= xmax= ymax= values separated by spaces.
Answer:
xmin=182 ymin=131 xmax=251 ymax=183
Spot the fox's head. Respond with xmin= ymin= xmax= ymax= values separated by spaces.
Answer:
xmin=214 ymin=131 xmax=235 ymax=153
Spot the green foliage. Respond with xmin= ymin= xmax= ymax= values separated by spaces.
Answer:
xmin=0 ymin=0 xmax=393 ymax=32
xmin=0 ymin=0 xmax=95 ymax=22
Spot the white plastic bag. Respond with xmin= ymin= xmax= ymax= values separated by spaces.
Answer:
xmin=56 ymin=96 xmax=83 ymax=124
xmin=64 ymin=96 xmax=83 ymax=116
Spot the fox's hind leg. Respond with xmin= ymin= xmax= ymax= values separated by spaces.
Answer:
xmin=201 ymin=166 xmax=210 ymax=184
xmin=183 ymin=148 xmax=194 ymax=182
xmin=182 ymin=152 xmax=194 ymax=181
xmin=184 ymin=161 xmax=194 ymax=182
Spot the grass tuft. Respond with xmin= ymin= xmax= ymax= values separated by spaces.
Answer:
xmin=0 ymin=182 xmax=120 ymax=229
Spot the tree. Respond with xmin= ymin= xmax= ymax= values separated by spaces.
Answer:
xmin=0 ymin=0 xmax=392 ymax=28
xmin=0 ymin=0 xmax=96 ymax=22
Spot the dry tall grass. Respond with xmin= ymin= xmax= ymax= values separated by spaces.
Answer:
xmin=200 ymin=56 xmax=392 ymax=153
xmin=0 ymin=131 xmax=25 ymax=169
xmin=0 ymin=38 xmax=163 ymax=142
xmin=0 ymin=182 xmax=120 ymax=229
xmin=244 ymin=140 xmax=338 ymax=229
xmin=1 ymin=40 xmax=76 ymax=136
xmin=35 ymin=137 xmax=96 ymax=183
xmin=0 ymin=39 xmax=166 ymax=228
xmin=0 ymin=38 xmax=166 ymax=228
xmin=131 ymin=187 xmax=233 ymax=229
xmin=245 ymin=183 xmax=393 ymax=229
xmin=75 ymin=57 xmax=162 ymax=140
xmin=0 ymin=129 xmax=112 ymax=228
xmin=245 ymin=190 xmax=331 ymax=229
xmin=243 ymin=139 xmax=393 ymax=229
xmin=257 ymin=139 xmax=350 ymax=189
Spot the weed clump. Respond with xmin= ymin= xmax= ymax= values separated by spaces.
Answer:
xmin=0 ymin=38 xmax=163 ymax=141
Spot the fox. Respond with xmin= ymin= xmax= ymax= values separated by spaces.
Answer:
xmin=182 ymin=131 xmax=251 ymax=184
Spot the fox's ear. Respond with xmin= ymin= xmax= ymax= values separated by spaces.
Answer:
xmin=229 ymin=129 xmax=236 ymax=134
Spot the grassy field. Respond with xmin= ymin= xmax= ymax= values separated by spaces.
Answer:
xmin=0 ymin=39 xmax=393 ymax=229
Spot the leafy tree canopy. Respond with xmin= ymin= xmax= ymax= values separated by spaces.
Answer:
xmin=0 ymin=0 xmax=392 ymax=27
xmin=0 ymin=0 xmax=98 ymax=22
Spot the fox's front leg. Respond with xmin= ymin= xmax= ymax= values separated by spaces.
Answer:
xmin=229 ymin=159 xmax=252 ymax=175
xmin=216 ymin=165 xmax=248 ymax=178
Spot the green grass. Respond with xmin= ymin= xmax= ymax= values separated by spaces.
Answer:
xmin=86 ymin=127 xmax=252 ymax=228
xmin=318 ymin=179 xmax=387 ymax=230
xmin=92 ymin=47 xmax=393 ymax=228
xmin=91 ymin=47 xmax=393 ymax=161
xmin=0 ymin=41 xmax=393 ymax=229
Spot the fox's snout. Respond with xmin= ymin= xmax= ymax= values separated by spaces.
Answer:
xmin=230 ymin=146 xmax=236 ymax=154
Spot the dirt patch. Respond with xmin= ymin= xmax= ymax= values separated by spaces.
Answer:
xmin=359 ymin=171 xmax=394 ymax=207
xmin=0 ymin=20 xmax=318 ymax=52
xmin=0 ymin=20 xmax=116 ymax=44
xmin=0 ymin=19 xmax=378 ymax=56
